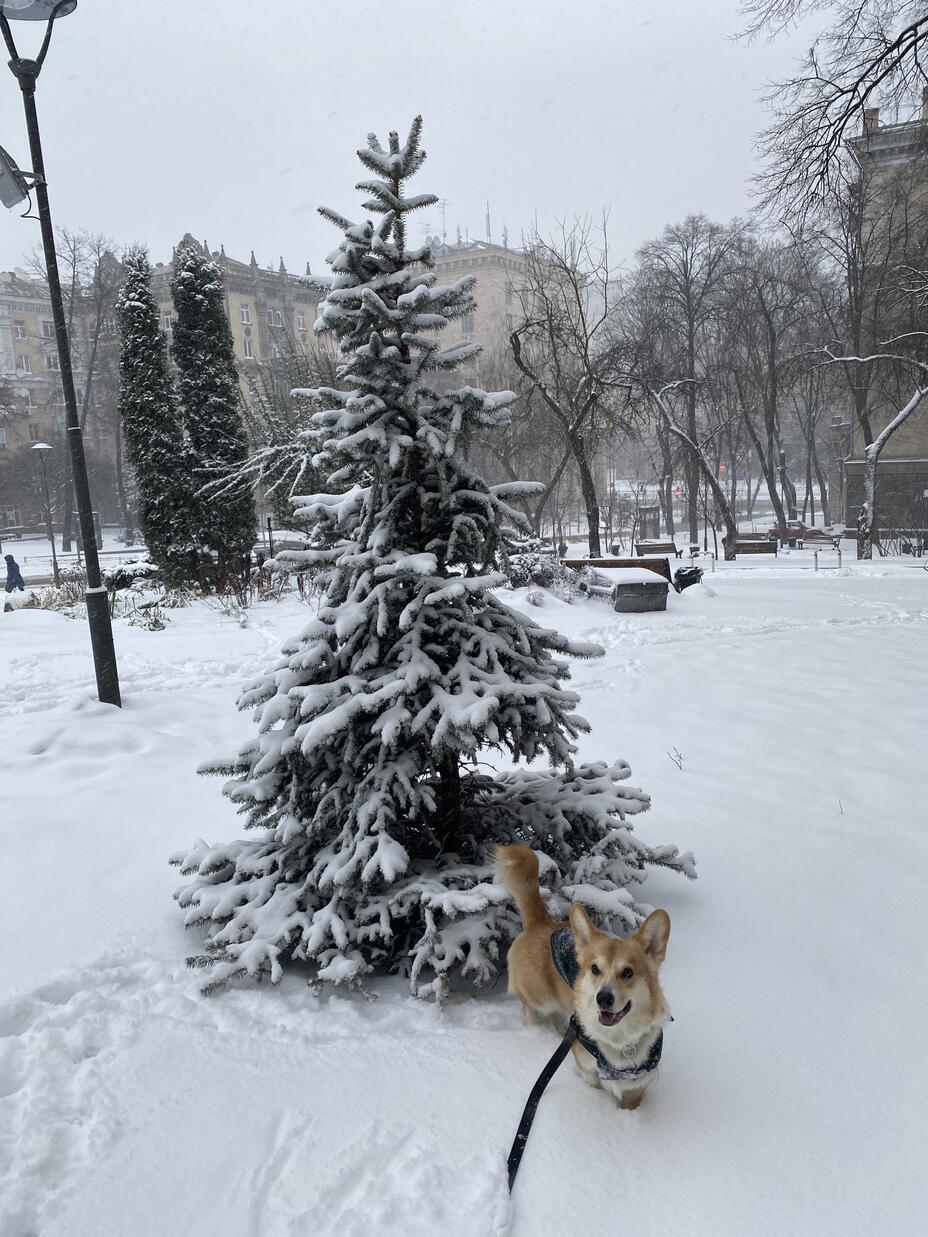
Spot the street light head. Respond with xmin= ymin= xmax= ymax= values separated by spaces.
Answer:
xmin=0 ymin=143 xmax=29 ymax=209
xmin=0 ymin=1 xmax=77 ymax=19
xmin=30 ymin=440 xmax=52 ymax=450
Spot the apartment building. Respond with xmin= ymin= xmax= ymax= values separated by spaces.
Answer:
xmin=845 ymin=100 xmax=928 ymax=530
xmin=150 ymin=235 xmax=320 ymax=367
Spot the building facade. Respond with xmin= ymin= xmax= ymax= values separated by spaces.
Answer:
xmin=845 ymin=102 xmax=928 ymax=533
xmin=2 ymin=239 xmax=322 ymax=531
xmin=0 ymin=270 xmax=62 ymax=450
xmin=151 ymin=235 xmax=320 ymax=369
xmin=427 ymin=236 xmax=528 ymax=371
xmin=2 ymin=233 xmax=525 ymax=533
xmin=0 ymin=270 xmax=70 ymax=530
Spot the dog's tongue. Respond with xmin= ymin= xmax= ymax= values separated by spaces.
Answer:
xmin=598 ymin=1000 xmax=632 ymax=1027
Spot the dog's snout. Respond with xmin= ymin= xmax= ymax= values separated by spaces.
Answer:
xmin=596 ymin=986 xmax=615 ymax=1010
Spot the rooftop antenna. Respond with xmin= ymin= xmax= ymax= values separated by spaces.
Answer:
xmin=485 ymin=201 xmax=491 ymax=244
xmin=502 ymin=223 xmax=509 ymax=249
xmin=456 ymin=222 xmax=462 ymax=245
xmin=439 ymin=198 xmax=450 ymax=242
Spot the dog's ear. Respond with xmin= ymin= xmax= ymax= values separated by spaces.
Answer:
xmin=569 ymin=903 xmax=596 ymax=947
xmin=636 ymin=909 xmax=670 ymax=964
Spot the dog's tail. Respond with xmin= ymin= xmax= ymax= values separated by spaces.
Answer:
xmin=495 ymin=845 xmax=551 ymax=929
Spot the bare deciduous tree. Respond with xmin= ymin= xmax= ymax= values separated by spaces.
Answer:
xmin=636 ymin=215 xmax=744 ymax=546
xmin=745 ymin=0 xmax=928 ymax=217
xmin=509 ymin=216 xmax=630 ymax=557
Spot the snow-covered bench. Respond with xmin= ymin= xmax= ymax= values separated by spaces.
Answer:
xmin=562 ymin=556 xmax=673 ymax=583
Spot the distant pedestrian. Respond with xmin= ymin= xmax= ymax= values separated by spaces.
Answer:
xmin=4 ymin=554 xmax=25 ymax=593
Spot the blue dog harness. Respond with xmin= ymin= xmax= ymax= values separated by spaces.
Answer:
xmin=549 ymin=925 xmax=664 ymax=1083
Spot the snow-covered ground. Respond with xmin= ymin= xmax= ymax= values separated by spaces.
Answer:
xmin=1 ymin=563 xmax=926 ymax=1236
xmin=3 ymin=530 xmax=146 ymax=586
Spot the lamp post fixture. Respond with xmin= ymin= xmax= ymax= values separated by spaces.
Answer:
xmin=30 ymin=439 xmax=59 ymax=585
xmin=1 ymin=1 xmax=120 ymax=705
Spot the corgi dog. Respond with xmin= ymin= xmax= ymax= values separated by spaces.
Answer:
xmin=496 ymin=844 xmax=671 ymax=1109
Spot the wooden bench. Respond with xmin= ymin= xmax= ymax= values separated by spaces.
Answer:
xmin=800 ymin=529 xmax=842 ymax=550
xmin=735 ymin=539 xmax=778 ymax=556
xmin=563 ymin=556 xmax=673 ymax=583
xmin=635 ymin=540 xmax=682 ymax=558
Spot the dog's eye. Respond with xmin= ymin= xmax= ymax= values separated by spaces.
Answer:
xmin=620 ymin=967 xmax=634 ymax=981
xmin=590 ymin=963 xmax=601 ymax=977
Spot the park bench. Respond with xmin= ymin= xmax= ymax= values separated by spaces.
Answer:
xmin=635 ymin=540 xmax=682 ymax=558
xmin=563 ymin=556 xmax=673 ymax=584
xmin=735 ymin=538 xmax=778 ymax=555
xmin=800 ymin=528 xmax=843 ymax=550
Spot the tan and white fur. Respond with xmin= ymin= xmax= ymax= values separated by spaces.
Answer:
xmin=497 ymin=844 xmax=671 ymax=1109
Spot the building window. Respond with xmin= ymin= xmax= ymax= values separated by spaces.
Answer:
xmin=296 ymin=312 xmax=306 ymax=331
xmin=275 ymin=309 xmax=283 ymax=327
xmin=462 ymin=314 xmax=475 ymax=338
xmin=163 ymin=312 xmax=173 ymax=332
xmin=42 ymin=320 xmax=54 ymax=338
xmin=28 ymin=423 xmax=41 ymax=441
xmin=241 ymin=304 xmax=251 ymax=324
xmin=16 ymin=354 xmax=31 ymax=373
xmin=266 ymin=308 xmax=274 ymax=328
xmin=243 ymin=338 xmax=254 ymax=359
xmin=0 ymin=428 xmax=7 ymax=450
xmin=14 ymin=320 xmax=26 ymax=340
xmin=45 ymin=353 xmax=60 ymax=371
xmin=505 ymin=287 xmax=513 ymax=306
xmin=505 ymin=313 xmax=513 ymax=330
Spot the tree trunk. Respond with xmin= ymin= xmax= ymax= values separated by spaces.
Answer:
xmin=857 ymin=451 xmax=878 ymax=560
xmin=685 ymin=329 xmax=699 ymax=545
xmin=571 ymin=432 xmax=601 ymax=557
xmin=811 ymin=436 xmax=830 ymax=527
xmin=114 ymin=430 xmax=134 ymax=542
xmin=748 ymin=467 xmax=762 ymax=520
xmin=777 ymin=448 xmax=798 ymax=523
xmin=529 ymin=444 xmax=573 ymax=537
xmin=658 ymin=405 xmax=738 ymax=560
xmin=656 ymin=423 xmax=675 ymax=538
xmin=744 ymin=416 xmax=787 ymax=537
xmin=436 ymin=750 xmax=462 ymax=841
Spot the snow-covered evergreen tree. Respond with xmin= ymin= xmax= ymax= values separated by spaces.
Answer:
xmin=171 ymin=245 xmax=256 ymax=582
xmin=116 ymin=248 xmax=197 ymax=585
xmin=172 ymin=119 xmax=694 ymax=995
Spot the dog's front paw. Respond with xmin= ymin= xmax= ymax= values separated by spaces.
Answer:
xmin=617 ymin=1087 xmax=646 ymax=1110
xmin=575 ymin=1061 xmax=602 ymax=1089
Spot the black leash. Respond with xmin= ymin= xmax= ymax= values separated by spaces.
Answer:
xmin=507 ymin=1020 xmax=579 ymax=1191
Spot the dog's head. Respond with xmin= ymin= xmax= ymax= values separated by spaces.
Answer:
xmin=568 ymin=904 xmax=671 ymax=1049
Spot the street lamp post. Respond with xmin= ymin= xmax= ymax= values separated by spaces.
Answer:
xmin=1 ymin=1 xmax=120 ymax=705
xmin=31 ymin=439 xmax=59 ymax=585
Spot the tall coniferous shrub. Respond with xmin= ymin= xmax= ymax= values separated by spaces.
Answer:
xmin=172 ymin=119 xmax=694 ymax=995
xmin=171 ymin=245 xmax=256 ymax=582
xmin=116 ymin=248 xmax=197 ymax=584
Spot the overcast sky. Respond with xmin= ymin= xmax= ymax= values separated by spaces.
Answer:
xmin=0 ymin=0 xmax=816 ymax=276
